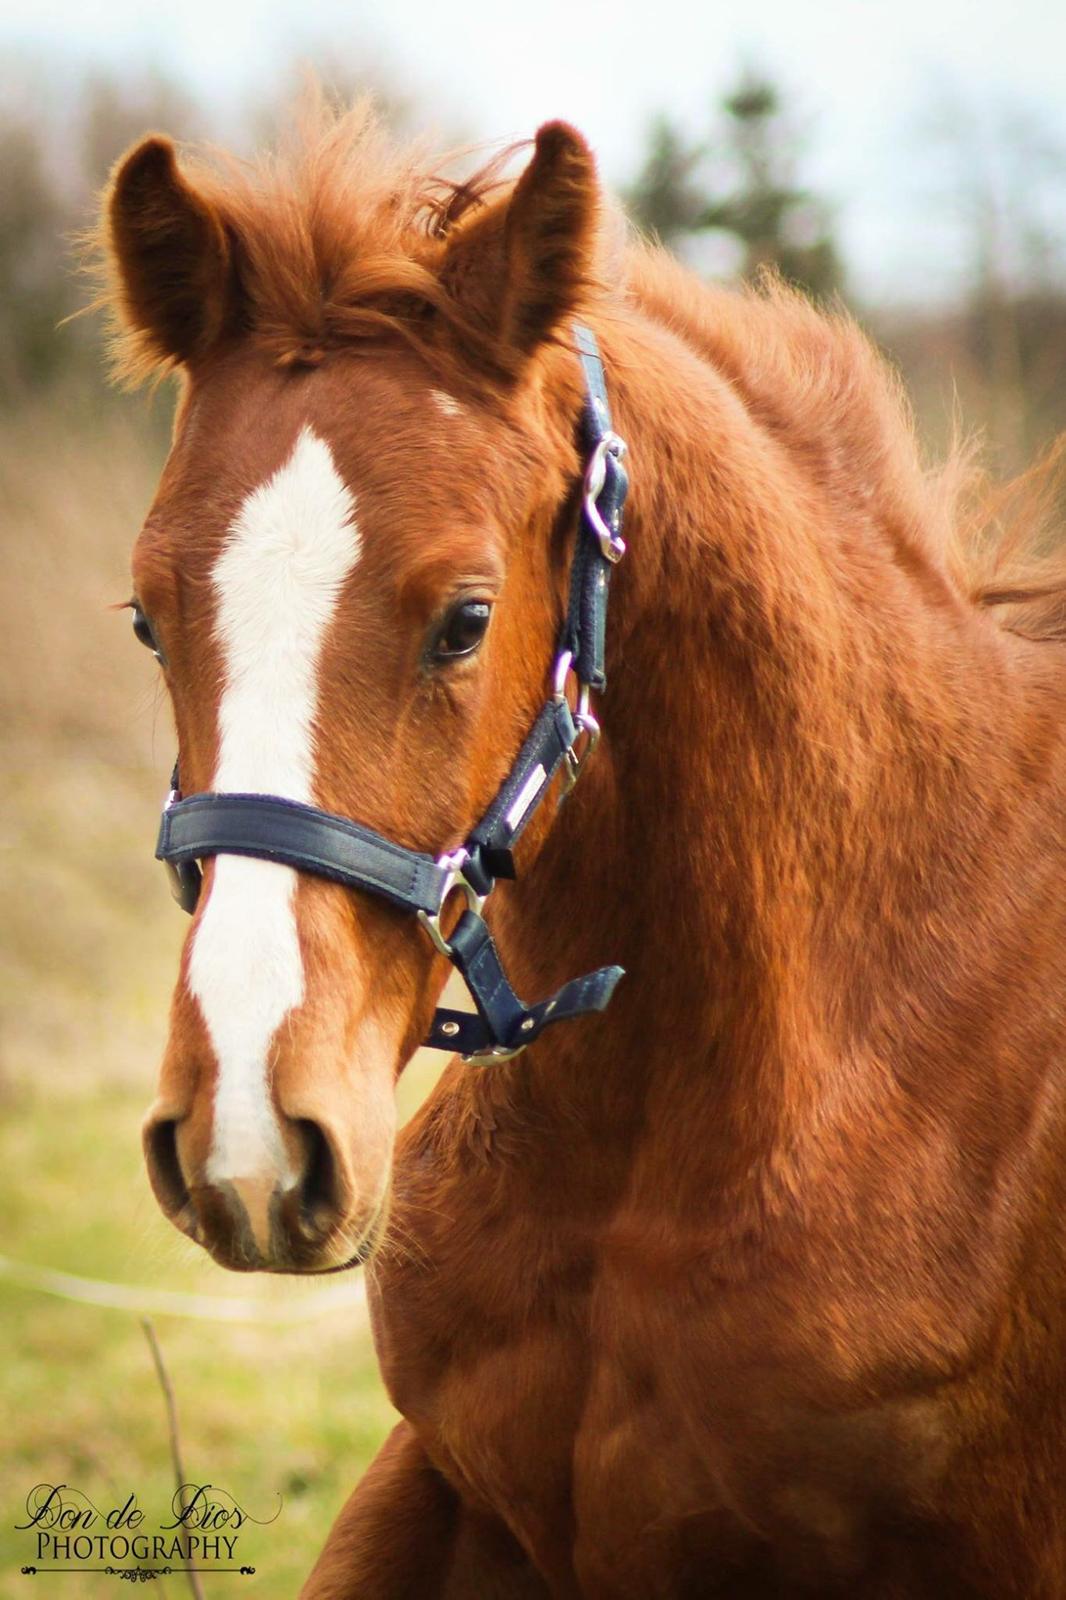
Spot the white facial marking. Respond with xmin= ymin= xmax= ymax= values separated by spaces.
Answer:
xmin=430 ymin=388 xmax=462 ymax=419
xmin=188 ymin=427 xmax=360 ymax=1212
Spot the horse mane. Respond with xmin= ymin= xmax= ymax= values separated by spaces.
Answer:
xmin=621 ymin=245 xmax=1066 ymax=645
xmin=94 ymin=94 xmax=1066 ymax=644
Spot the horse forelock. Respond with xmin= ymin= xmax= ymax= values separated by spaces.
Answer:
xmin=94 ymin=97 xmax=618 ymax=391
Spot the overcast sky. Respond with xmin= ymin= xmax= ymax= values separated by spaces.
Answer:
xmin=5 ymin=0 xmax=1064 ymax=303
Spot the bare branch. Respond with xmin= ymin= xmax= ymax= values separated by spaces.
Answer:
xmin=142 ymin=1317 xmax=207 ymax=1600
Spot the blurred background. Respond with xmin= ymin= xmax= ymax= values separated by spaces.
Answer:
xmin=2 ymin=1 xmax=1065 ymax=1594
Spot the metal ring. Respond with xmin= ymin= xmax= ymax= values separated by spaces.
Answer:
xmin=416 ymin=849 xmax=486 ymax=959
xmin=584 ymin=432 xmax=627 ymax=501
xmin=563 ymin=701 xmax=601 ymax=792
xmin=583 ymin=499 xmax=627 ymax=565
xmin=583 ymin=434 xmax=628 ymax=565
xmin=552 ymin=649 xmax=574 ymax=702
xmin=552 ymin=660 xmax=602 ymax=793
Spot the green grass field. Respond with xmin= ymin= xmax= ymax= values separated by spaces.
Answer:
xmin=0 ymin=394 xmax=442 ymax=1599
xmin=0 ymin=1083 xmax=401 ymax=1599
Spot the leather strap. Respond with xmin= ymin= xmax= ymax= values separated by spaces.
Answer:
xmin=158 ymin=793 xmax=449 ymax=916
xmin=561 ymin=327 xmax=629 ymax=691
xmin=426 ymin=911 xmax=624 ymax=1057
xmin=463 ymin=696 xmax=577 ymax=893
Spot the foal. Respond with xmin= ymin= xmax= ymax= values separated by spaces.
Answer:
xmin=102 ymin=107 xmax=1066 ymax=1597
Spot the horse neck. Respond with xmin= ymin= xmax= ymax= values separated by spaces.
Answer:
xmin=493 ymin=311 xmax=1063 ymax=1184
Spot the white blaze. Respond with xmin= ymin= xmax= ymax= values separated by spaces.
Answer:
xmin=188 ymin=426 xmax=360 ymax=1191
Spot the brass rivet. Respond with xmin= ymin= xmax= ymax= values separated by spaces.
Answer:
xmin=440 ymin=1020 xmax=460 ymax=1038
xmin=520 ymin=1018 xmax=535 ymax=1032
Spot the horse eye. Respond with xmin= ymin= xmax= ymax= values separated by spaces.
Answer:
xmin=430 ymin=599 xmax=492 ymax=663
xmin=131 ymin=605 xmax=162 ymax=659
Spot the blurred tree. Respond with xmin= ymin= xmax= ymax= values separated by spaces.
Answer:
xmin=876 ymin=94 xmax=1066 ymax=471
xmin=0 ymin=65 xmax=205 ymax=403
xmin=957 ymin=105 xmax=1066 ymax=468
xmin=0 ymin=54 xmax=425 ymax=404
xmin=626 ymin=71 xmax=844 ymax=301
xmin=247 ymin=49 xmax=420 ymax=146
xmin=79 ymin=70 xmax=205 ymax=190
xmin=705 ymin=77 xmax=843 ymax=299
xmin=624 ymin=115 xmax=708 ymax=248
xmin=0 ymin=117 xmax=74 ymax=395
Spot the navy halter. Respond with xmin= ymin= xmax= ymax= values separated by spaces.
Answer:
xmin=156 ymin=325 xmax=629 ymax=1063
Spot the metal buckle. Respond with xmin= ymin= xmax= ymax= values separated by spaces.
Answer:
xmin=462 ymin=1041 xmax=528 ymax=1065
xmin=566 ymin=684 xmax=601 ymax=790
xmin=583 ymin=432 xmax=628 ymax=564
xmin=417 ymin=849 xmax=486 ymax=958
xmin=552 ymin=653 xmax=601 ymax=792
xmin=420 ymin=850 xmax=527 ymax=1064
xmin=463 ymin=1011 xmax=543 ymax=1065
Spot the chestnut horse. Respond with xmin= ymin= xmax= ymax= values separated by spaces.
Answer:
xmin=100 ymin=106 xmax=1066 ymax=1597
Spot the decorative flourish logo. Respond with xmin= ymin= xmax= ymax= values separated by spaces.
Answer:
xmin=15 ymin=1483 xmax=279 ymax=1581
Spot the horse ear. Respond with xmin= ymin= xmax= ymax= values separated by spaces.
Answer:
xmin=443 ymin=120 xmax=599 ymax=362
xmin=106 ymin=135 xmax=236 ymax=369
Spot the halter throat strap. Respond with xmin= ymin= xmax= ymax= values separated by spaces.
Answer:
xmin=156 ymin=324 xmax=628 ymax=1063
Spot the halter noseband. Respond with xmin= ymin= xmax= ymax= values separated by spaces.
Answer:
xmin=156 ymin=325 xmax=629 ymax=1064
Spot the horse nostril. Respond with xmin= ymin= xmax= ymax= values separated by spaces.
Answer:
xmin=143 ymin=1116 xmax=193 ymax=1226
xmin=295 ymin=1119 xmax=343 ymax=1237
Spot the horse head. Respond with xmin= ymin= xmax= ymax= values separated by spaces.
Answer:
xmin=105 ymin=116 xmax=612 ymax=1272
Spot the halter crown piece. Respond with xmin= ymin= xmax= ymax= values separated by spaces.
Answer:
xmin=156 ymin=325 xmax=629 ymax=1063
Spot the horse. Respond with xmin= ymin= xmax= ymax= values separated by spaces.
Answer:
xmin=98 ymin=103 xmax=1066 ymax=1597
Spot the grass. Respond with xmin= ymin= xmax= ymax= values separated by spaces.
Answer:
xmin=0 ymin=389 xmax=443 ymax=1599
xmin=0 ymin=1052 xmax=443 ymax=1600
xmin=0 ymin=1084 xmax=399 ymax=1600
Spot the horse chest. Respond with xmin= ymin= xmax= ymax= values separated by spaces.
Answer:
xmin=369 ymin=1209 xmax=596 ymax=1568
xmin=567 ymin=1338 xmax=961 ymax=1596
xmin=370 ymin=1200 xmax=973 ymax=1596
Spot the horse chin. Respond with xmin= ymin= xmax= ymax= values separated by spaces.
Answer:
xmin=288 ymin=1186 xmax=391 ymax=1276
xmin=305 ymin=1225 xmax=383 ymax=1275
xmin=179 ymin=1173 xmax=391 ymax=1277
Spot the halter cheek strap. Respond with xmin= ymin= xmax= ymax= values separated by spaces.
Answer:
xmin=156 ymin=324 xmax=628 ymax=1064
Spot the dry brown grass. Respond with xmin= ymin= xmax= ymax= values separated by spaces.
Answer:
xmin=0 ymin=389 xmax=181 ymax=1100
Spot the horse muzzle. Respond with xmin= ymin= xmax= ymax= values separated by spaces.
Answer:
xmin=142 ymin=1103 xmax=388 ymax=1273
